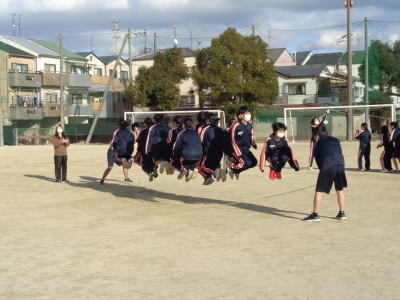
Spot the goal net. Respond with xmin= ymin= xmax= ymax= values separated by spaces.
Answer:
xmin=284 ymin=104 xmax=397 ymax=141
xmin=124 ymin=110 xmax=226 ymax=128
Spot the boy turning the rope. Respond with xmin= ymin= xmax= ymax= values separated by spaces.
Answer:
xmin=304 ymin=126 xmax=347 ymax=222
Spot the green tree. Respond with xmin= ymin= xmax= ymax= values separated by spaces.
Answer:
xmin=124 ymin=47 xmax=189 ymax=110
xmin=192 ymin=28 xmax=278 ymax=110
xmin=359 ymin=40 xmax=400 ymax=96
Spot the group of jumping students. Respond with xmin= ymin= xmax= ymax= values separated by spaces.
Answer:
xmin=100 ymin=106 xmax=299 ymax=185
xmin=100 ymin=105 xmax=400 ymax=186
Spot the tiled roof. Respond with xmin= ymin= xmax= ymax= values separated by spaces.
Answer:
xmin=132 ymin=47 xmax=195 ymax=61
xmin=0 ymin=41 xmax=34 ymax=57
xmin=339 ymin=51 xmax=366 ymax=64
xmin=275 ymin=64 xmax=326 ymax=77
xmin=98 ymin=55 xmax=119 ymax=64
xmin=31 ymin=39 xmax=86 ymax=60
xmin=267 ymin=48 xmax=286 ymax=63
xmin=305 ymin=52 xmax=343 ymax=65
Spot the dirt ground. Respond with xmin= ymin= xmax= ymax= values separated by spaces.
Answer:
xmin=1 ymin=140 xmax=399 ymax=300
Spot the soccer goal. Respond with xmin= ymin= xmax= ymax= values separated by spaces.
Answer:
xmin=284 ymin=104 xmax=397 ymax=141
xmin=124 ymin=110 xmax=227 ymax=128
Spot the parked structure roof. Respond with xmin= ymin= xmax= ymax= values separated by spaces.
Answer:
xmin=305 ymin=52 xmax=343 ymax=66
xmin=275 ymin=64 xmax=327 ymax=77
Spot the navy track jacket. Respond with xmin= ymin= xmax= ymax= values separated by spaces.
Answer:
xmin=314 ymin=135 xmax=345 ymax=171
xmin=355 ymin=129 xmax=371 ymax=149
xmin=173 ymin=129 xmax=202 ymax=161
xmin=111 ymin=128 xmax=134 ymax=156
xmin=200 ymin=124 xmax=224 ymax=159
xmin=145 ymin=123 xmax=171 ymax=155
xmin=228 ymin=120 xmax=257 ymax=157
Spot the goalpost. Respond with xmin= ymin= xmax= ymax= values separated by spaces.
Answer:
xmin=124 ymin=110 xmax=226 ymax=128
xmin=284 ymin=104 xmax=397 ymax=142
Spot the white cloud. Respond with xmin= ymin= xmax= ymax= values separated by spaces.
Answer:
xmin=9 ymin=0 xmax=129 ymax=12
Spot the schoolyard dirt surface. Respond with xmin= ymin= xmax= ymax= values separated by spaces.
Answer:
xmin=1 ymin=141 xmax=399 ymax=300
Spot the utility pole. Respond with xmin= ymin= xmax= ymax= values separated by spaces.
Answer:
xmin=112 ymin=19 xmax=121 ymax=55
xmin=59 ymin=33 xmax=65 ymax=128
xmin=252 ymin=25 xmax=256 ymax=36
xmin=345 ymin=0 xmax=354 ymax=141
xmin=154 ymin=33 xmax=157 ymax=53
xmin=365 ymin=17 xmax=369 ymax=124
xmin=128 ymin=28 xmax=133 ymax=85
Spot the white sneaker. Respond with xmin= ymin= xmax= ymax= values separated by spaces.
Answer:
xmin=381 ymin=169 xmax=389 ymax=173
xmin=159 ymin=161 xmax=165 ymax=174
xmin=215 ymin=168 xmax=222 ymax=181
xmin=192 ymin=168 xmax=198 ymax=179
xmin=221 ymin=169 xmax=227 ymax=182
xmin=186 ymin=170 xmax=194 ymax=182
xmin=309 ymin=167 xmax=313 ymax=170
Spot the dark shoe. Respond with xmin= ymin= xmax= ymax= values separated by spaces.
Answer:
xmin=149 ymin=173 xmax=154 ymax=182
xmin=124 ymin=178 xmax=133 ymax=183
xmin=336 ymin=212 xmax=347 ymax=220
xmin=153 ymin=168 xmax=158 ymax=178
xmin=177 ymin=170 xmax=185 ymax=180
xmin=56 ymin=180 xmax=62 ymax=183
xmin=303 ymin=213 xmax=320 ymax=222
xmin=100 ymin=179 xmax=104 ymax=185
xmin=203 ymin=177 xmax=215 ymax=185
xmin=234 ymin=172 xmax=240 ymax=180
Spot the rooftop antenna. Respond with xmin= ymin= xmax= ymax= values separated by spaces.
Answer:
xmin=10 ymin=13 xmax=22 ymax=37
xmin=112 ymin=19 xmax=121 ymax=55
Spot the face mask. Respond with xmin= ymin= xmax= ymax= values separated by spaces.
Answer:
xmin=243 ymin=114 xmax=251 ymax=122
xmin=314 ymin=121 xmax=320 ymax=125
xmin=277 ymin=132 xmax=285 ymax=138
xmin=57 ymin=129 xmax=63 ymax=133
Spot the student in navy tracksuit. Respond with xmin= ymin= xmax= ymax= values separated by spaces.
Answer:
xmin=167 ymin=115 xmax=184 ymax=173
xmin=172 ymin=117 xmax=203 ymax=182
xmin=309 ymin=110 xmax=329 ymax=169
xmin=227 ymin=106 xmax=258 ymax=180
xmin=100 ymin=119 xmax=134 ymax=185
xmin=376 ymin=125 xmax=393 ymax=172
xmin=389 ymin=121 xmax=400 ymax=172
xmin=259 ymin=122 xmax=299 ymax=180
xmin=145 ymin=114 xmax=171 ymax=180
xmin=355 ymin=122 xmax=371 ymax=171
xmin=304 ymin=125 xmax=347 ymax=222
xmin=198 ymin=112 xmax=224 ymax=185
xmin=134 ymin=118 xmax=154 ymax=176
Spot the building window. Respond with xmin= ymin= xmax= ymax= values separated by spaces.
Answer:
xmin=288 ymin=83 xmax=306 ymax=95
xmin=109 ymin=70 xmax=117 ymax=78
xmin=12 ymin=63 xmax=28 ymax=73
xmin=95 ymin=68 xmax=102 ymax=76
xmin=45 ymin=64 xmax=56 ymax=73
xmin=45 ymin=93 xmax=58 ymax=103
xmin=121 ymin=71 xmax=128 ymax=80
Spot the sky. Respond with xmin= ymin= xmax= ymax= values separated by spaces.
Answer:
xmin=1 ymin=0 xmax=400 ymax=57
